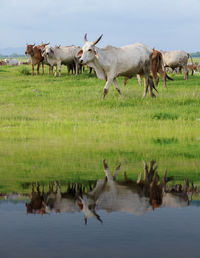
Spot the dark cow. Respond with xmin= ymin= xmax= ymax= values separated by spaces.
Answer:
xmin=26 ymin=182 xmax=46 ymax=214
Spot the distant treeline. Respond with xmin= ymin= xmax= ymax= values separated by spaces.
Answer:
xmin=0 ymin=53 xmax=26 ymax=58
xmin=190 ymin=52 xmax=200 ymax=58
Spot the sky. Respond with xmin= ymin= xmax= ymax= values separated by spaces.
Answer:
xmin=0 ymin=0 xmax=200 ymax=52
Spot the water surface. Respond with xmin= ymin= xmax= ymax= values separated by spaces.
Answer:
xmin=1 ymin=160 xmax=200 ymax=258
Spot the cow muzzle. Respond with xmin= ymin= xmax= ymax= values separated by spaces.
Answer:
xmin=79 ymin=59 xmax=85 ymax=65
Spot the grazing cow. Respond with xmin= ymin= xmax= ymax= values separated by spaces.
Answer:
xmin=4 ymin=58 xmax=19 ymax=66
xmin=77 ymin=34 xmax=157 ymax=99
xmin=25 ymin=44 xmax=45 ymax=75
xmin=42 ymin=45 xmax=81 ymax=76
xmin=160 ymin=50 xmax=192 ymax=80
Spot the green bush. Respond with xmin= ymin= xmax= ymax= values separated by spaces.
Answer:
xmin=19 ymin=67 xmax=31 ymax=75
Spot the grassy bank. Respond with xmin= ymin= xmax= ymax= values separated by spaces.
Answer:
xmin=0 ymin=65 xmax=200 ymax=192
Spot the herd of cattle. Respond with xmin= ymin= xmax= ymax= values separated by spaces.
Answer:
xmin=2 ymin=160 xmax=199 ymax=223
xmin=0 ymin=34 xmax=199 ymax=98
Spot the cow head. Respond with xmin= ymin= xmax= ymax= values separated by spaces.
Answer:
xmin=77 ymin=34 xmax=103 ymax=64
xmin=76 ymin=196 xmax=103 ymax=225
xmin=42 ymin=45 xmax=54 ymax=58
xmin=25 ymin=44 xmax=35 ymax=55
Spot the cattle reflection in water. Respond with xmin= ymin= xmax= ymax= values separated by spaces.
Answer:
xmin=25 ymin=160 xmax=193 ymax=223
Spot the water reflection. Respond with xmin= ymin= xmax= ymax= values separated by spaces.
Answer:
xmin=1 ymin=160 xmax=200 ymax=222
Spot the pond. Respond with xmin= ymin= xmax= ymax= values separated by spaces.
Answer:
xmin=0 ymin=160 xmax=200 ymax=258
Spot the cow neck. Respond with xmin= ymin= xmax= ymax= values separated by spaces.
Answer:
xmin=87 ymin=47 xmax=107 ymax=81
xmin=28 ymin=49 xmax=34 ymax=57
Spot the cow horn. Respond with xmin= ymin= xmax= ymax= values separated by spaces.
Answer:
xmin=93 ymin=34 xmax=103 ymax=46
xmin=84 ymin=33 xmax=88 ymax=43
xmin=33 ymin=43 xmax=35 ymax=47
xmin=47 ymin=42 xmax=50 ymax=45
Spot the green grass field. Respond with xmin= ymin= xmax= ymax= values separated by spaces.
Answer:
xmin=0 ymin=64 xmax=200 ymax=193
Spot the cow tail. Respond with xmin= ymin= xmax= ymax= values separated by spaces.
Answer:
xmin=158 ymin=51 xmax=173 ymax=81
xmin=149 ymin=76 xmax=158 ymax=93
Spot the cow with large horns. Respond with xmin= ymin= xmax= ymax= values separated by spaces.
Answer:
xmin=77 ymin=34 xmax=157 ymax=99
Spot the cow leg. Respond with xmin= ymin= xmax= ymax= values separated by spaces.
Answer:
xmin=103 ymin=79 xmax=113 ymax=100
xmin=158 ymin=68 xmax=167 ymax=87
xmin=49 ymin=65 xmax=53 ymax=75
xmin=32 ymin=64 xmax=34 ymax=76
xmin=124 ymin=77 xmax=128 ymax=86
xmin=137 ymin=74 xmax=142 ymax=86
xmin=57 ymin=62 xmax=61 ymax=77
xmin=143 ymin=76 xmax=149 ymax=98
xmin=148 ymin=76 xmax=156 ymax=97
xmin=42 ymin=62 xmax=44 ymax=75
xmin=183 ymin=65 xmax=189 ymax=80
xmin=54 ymin=65 xmax=58 ymax=77
xmin=113 ymin=79 xmax=122 ymax=96
xmin=152 ymin=68 xmax=159 ymax=87
xmin=36 ymin=63 xmax=40 ymax=75
xmin=75 ymin=60 xmax=79 ymax=75
xmin=67 ymin=65 xmax=70 ymax=75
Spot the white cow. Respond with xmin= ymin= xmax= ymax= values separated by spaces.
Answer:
xmin=76 ymin=160 xmax=189 ymax=223
xmin=160 ymin=50 xmax=190 ymax=80
xmin=45 ymin=184 xmax=81 ymax=213
xmin=77 ymin=34 xmax=156 ymax=99
xmin=76 ymin=160 xmax=153 ymax=223
xmin=4 ymin=58 xmax=18 ymax=66
xmin=42 ymin=45 xmax=81 ymax=76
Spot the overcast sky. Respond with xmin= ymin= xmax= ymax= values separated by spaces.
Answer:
xmin=1 ymin=0 xmax=199 ymax=52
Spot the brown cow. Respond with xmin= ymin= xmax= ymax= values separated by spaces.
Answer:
xmin=25 ymin=43 xmax=49 ymax=75
xmin=0 ymin=60 xmax=7 ymax=66
xmin=187 ymin=63 xmax=199 ymax=75
xmin=26 ymin=182 xmax=46 ymax=214
xmin=151 ymin=49 xmax=167 ymax=87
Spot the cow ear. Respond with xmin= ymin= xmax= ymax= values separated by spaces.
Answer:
xmin=77 ymin=49 xmax=83 ymax=57
xmin=94 ymin=50 xmax=98 ymax=57
xmin=77 ymin=200 xmax=83 ymax=210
